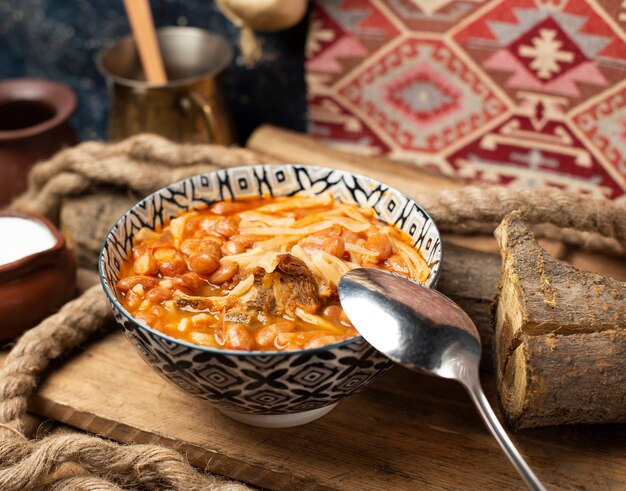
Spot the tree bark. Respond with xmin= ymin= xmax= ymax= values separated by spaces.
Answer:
xmin=494 ymin=211 xmax=626 ymax=429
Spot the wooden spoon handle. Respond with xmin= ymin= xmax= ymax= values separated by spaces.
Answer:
xmin=123 ymin=0 xmax=167 ymax=84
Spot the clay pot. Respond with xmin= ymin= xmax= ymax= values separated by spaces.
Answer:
xmin=0 ymin=210 xmax=76 ymax=341
xmin=0 ymin=79 xmax=78 ymax=207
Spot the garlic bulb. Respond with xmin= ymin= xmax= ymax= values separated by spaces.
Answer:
xmin=217 ymin=0 xmax=308 ymax=32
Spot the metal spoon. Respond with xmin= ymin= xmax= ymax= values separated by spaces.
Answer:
xmin=338 ymin=268 xmax=546 ymax=491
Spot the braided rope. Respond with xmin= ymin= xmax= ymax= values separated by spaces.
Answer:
xmin=11 ymin=134 xmax=258 ymax=219
xmin=0 ymin=434 xmax=245 ymax=490
xmin=0 ymin=287 xmax=110 ymax=438
xmin=417 ymin=186 xmax=626 ymax=254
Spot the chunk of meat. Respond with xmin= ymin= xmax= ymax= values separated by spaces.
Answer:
xmin=172 ymin=291 xmax=238 ymax=311
xmin=172 ymin=255 xmax=321 ymax=320
xmin=173 ymin=295 xmax=208 ymax=311
xmin=245 ymin=267 xmax=276 ymax=314
xmin=222 ymin=292 xmax=257 ymax=323
xmin=224 ymin=309 xmax=253 ymax=323
xmin=249 ymin=254 xmax=321 ymax=316
xmin=277 ymin=254 xmax=321 ymax=314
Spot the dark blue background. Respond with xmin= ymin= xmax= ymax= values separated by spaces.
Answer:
xmin=0 ymin=0 xmax=308 ymax=143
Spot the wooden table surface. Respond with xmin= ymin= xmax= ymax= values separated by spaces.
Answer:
xmin=2 ymin=327 xmax=623 ymax=491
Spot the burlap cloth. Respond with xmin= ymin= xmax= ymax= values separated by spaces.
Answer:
xmin=1 ymin=134 xmax=625 ymax=490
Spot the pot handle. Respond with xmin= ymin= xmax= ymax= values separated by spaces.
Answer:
xmin=187 ymin=92 xmax=218 ymax=143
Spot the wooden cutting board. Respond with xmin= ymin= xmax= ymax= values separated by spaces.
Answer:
xmin=4 ymin=125 xmax=625 ymax=490
xmin=7 ymin=328 xmax=624 ymax=491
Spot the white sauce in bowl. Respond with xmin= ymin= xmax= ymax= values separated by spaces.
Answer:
xmin=0 ymin=217 xmax=57 ymax=266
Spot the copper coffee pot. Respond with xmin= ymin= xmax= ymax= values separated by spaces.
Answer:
xmin=97 ymin=26 xmax=235 ymax=145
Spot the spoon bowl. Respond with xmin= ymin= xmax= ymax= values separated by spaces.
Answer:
xmin=338 ymin=268 xmax=546 ymax=491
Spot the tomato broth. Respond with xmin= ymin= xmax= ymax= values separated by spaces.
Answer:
xmin=117 ymin=193 xmax=430 ymax=351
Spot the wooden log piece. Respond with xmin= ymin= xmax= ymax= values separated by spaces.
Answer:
xmin=60 ymin=191 xmax=138 ymax=269
xmin=247 ymin=125 xmax=463 ymax=195
xmin=494 ymin=211 xmax=626 ymax=429
xmin=438 ymin=242 xmax=501 ymax=371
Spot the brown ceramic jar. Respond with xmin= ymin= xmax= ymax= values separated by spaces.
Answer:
xmin=0 ymin=79 xmax=78 ymax=206
xmin=0 ymin=210 xmax=76 ymax=341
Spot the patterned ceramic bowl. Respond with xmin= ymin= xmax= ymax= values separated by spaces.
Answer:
xmin=99 ymin=164 xmax=442 ymax=427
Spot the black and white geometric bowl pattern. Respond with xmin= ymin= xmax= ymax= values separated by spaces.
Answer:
xmin=100 ymin=165 xmax=442 ymax=420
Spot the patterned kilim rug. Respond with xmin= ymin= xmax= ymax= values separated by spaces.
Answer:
xmin=305 ymin=0 xmax=626 ymax=201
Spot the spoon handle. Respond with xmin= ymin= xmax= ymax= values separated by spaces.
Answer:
xmin=464 ymin=374 xmax=546 ymax=491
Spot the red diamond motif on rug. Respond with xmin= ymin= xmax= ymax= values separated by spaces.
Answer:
xmin=453 ymin=0 xmax=626 ymax=108
xmin=384 ymin=64 xmax=461 ymax=124
xmin=337 ymin=38 xmax=507 ymax=153
xmin=508 ymin=17 xmax=587 ymax=82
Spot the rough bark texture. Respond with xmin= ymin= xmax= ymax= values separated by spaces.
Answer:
xmin=438 ymin=242 xmax=501 ymax=371
xmin=494 ymin=211 xmax=626 ymax=429
xmin=60 ymin=191 xmax=137 ymax=269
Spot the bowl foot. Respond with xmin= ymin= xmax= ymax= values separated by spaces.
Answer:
xmin=218 ymin=403 xmax=338 ymax=428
